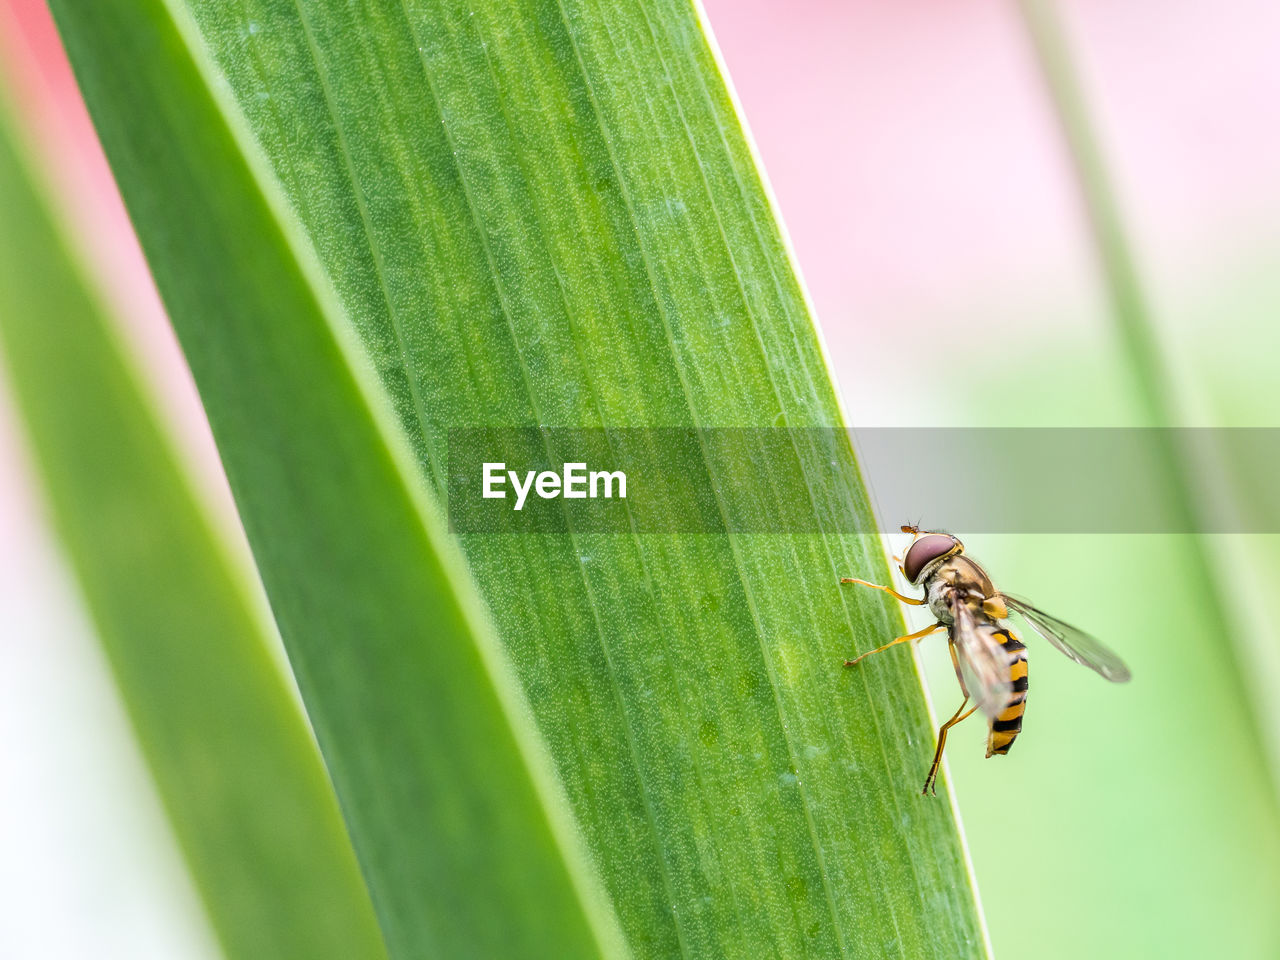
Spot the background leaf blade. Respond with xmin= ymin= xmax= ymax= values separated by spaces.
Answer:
xmin=0 ymin=91 xmax=387 ymax=960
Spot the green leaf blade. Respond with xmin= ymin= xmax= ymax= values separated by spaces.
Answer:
xmin=0 ymin=97 xmax=387 ymax=960
xmin=48 ymin=0 xmax=991 ymax=956
xmin=42 ymin=2 xmax=625 ymax=958
xmin=189 ymin=0 xmax=987 ymax=956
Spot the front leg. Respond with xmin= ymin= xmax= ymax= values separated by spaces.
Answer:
xmin=840 ymin=577 xmax=925 ymax=606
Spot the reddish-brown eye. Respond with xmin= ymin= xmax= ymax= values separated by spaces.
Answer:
xmin=902 ymin=534 xmax=957 ymax=584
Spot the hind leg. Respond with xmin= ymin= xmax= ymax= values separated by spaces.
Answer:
xmin=922 ymin=698 xmax=979 ymax=796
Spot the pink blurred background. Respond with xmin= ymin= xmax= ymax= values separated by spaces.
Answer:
xmin=703 ymin=0 xmax=1280 ymax=427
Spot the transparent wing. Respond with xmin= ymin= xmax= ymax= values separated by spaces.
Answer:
xmin=1002 ymin=593 xmax=1132 ymax=683
xmin=950 ymin=601 xmax=1014 ymax=719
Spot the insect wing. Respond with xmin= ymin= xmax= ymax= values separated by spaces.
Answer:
xmin=1002 ymin=593 xmax=1131 ymax=682
xmin=951 ymin=602 xmax=1014 ymax=719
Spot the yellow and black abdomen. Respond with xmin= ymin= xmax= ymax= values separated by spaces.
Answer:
xmin=987 ymin=628 xmax=1028 ymax=758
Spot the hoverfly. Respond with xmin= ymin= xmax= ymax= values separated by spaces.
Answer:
xmin=842 ymin=526 xmax=1130 ymax=795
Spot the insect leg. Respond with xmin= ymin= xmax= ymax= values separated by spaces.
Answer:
xmin=839 ymin=578 xmax=925 ymax=606
xmin=844 ymin=621 xmax=944 ymax=667
xmin=947 ymin=637 xmax=969 ymax=698
xmin=922 ymin=699 xmax=979 ymax=796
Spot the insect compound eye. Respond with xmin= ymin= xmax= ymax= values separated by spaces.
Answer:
xmin=902 ymin=534 xmax=958 ymax=584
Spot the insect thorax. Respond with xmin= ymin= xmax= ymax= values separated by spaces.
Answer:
xmin=923 ymin=555 xmax=997 ymax=623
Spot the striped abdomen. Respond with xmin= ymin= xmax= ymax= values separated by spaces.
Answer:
xmin=987 ymin=628 xmax=1028 ymax=757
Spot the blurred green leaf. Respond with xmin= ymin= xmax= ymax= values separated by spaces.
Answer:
xmin=1015 ymin=0 xmax=1271 ymax=768
xmin=46 ymin=0 xmax=991 ymax=957
xmin=40 ymin=3 xmax=626 ymax=959
xmin=0 ymin=96 xmax=386 ymax=960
